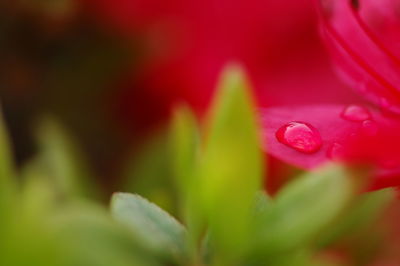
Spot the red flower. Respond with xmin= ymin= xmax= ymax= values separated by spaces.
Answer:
xmin=84 ymin=0 xmax=356 ymax=128
xmin=261 ymin=0 xmax=400 ymax=190
xmin=85 ymin=0 xmax=400 ymax=190
xmin=317 ymin=0 xmax=400 ymax=114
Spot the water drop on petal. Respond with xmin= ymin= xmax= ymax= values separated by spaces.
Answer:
xmin=327 ymin=142 xmax=344 ymax=161
xmin=379 ymin=98 xmax=400 ymax=114
xmin=361 ymin=120 xmax=379 ymax=136
xmin=276 ymin=121 xmax=322 ymax=154
xmin=341 ymin=105 xmax=371 ymax=122
xmin=379 ymin=98 xmax=391 ymax=109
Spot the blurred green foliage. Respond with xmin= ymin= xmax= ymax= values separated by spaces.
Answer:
xmin=0 ymin=66 xmax=395 ymax=266
xmin=111 ymin=193 xmax=188 ymax=264
xmin=197 ymin=65 xmax=263 ymax=265
xmin=0 ymin=111 xmax=159 ymax=265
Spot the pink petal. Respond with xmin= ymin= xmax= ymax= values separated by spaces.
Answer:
xmin=85 ymin=0 xmax=363 ymax=111
xmin=261 ymin=104 xmax=361 ymax=169
xmin=358 ymin=0 xmax=400 ymax=59
xmin=256 ymin=49 xmax=363 ymax=107
xmin=261 ymin=104 xmax=400 ymax=189
xmin=369 ymin=169 xmax=400 ymax=190
xmin=317 ymin=0 xmax=400 ymax=114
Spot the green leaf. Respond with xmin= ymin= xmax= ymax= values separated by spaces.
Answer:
xmin=0 ymin=214 xmax=62 ymax=266
xmin=0 ymin=107 xmax=16 ymax=209
xmin=122 ymin=130 xmax=177 ymax=215
xmin=253 ymin=191 xmax=271 ymax=215
xmin=51 ymin=203 xmax=160 ymax=266
xmin=253 ymin=164 xmax=356 ymax=257
xmin=170 ymin=105 xmax=199 ymax=198
xmin=0 ymin=179 xmax=60 ymax=266
xmin=169 ymin=106 xmax=205 ymax=259
xmin=199 ymin=65 xmax=263 ymax=263
xmin=34 ymin=117 xmax=98 ymax=200
xmin=20 ymin=163 xmax=58 ymax=217
xmin=260 ymin=249 xmax=315 ymax=266
xmin=0 ymin=107 xmax=16 ymax=246
xmin=111 ymin=192 xmax=188 ymax=263
xmin=317 ymin=188 xmax=394 ymax=247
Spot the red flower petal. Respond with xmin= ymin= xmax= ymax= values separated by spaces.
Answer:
xmin=261 ymin=104 xmax=400 ymax=189
xmin=357 ymin=0 xmax=400 ymax=59
xmin=261 ymin=104 xmax=361 ymax=169
xmin=317 ymin=0 xmax=400 ymax=114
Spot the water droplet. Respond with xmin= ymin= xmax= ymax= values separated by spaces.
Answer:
xmin=341 ymin=105 xmax=371 ymax=121
xmin=326 ymin=142 xmax=344 ymax=160
xmin=349 ymin=133 xmax=357 ymax=139
xmin=361 ymin=120 xmax=379 ymax=136
xmin=379 ymin=98 xmax=391 ymax=109
xmin=276 ymin=121 xmax=322 ymax=154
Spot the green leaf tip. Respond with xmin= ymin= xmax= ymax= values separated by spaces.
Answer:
xmin=199 ymin=64 xmax=264 ymax=263
xmin=170 ymin=105 xmax=199 ymax=194
xmin=33 ymin=116 xmax=98 ymax=200
xmin=169 ymin=105 xmax=205 ymax=255
xmin=111 ymin=192 xmax=188 ymax=263
xmin=254 ymin=164 xmax=356 ymax=256
xmin=0 ymin=106 xmax=16 ymax=215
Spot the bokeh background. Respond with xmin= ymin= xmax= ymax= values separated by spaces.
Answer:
xmin=0 ymin=0 xmax=364 ymax=191
xmin=0 ymin=0 xmax=355 ymax=191
xmin=4 ymin=1 xmax=400 ymax=264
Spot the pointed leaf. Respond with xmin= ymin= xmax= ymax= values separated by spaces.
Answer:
xmin=254 ymin=164 xmax=356 ymax=256
xmin=169 ymin=106 xmax=204 ymax=258
xmin=318 ymin=188 xmax=394 ymax=247
xmin=170 ymin=105 xmax=199 ymax=196
xmin=111 ymin=193 xmax=188 ymax=263
xmin=0 ymin=108 xmax=16 ymax=207
xmin=253 ymin=191 xmax=271 ymax=215
xmin=34 ymin=117 xmax=98 ymax=199
xmin=122 ymin=130 xmax=177 ymax=214
xmin=51 ymin=203 xmax=160 ymax=266
xmin=199 ymin=65 xmax=263 ymax=263
xmin=0 ymin=107 xmax=16 ymax=244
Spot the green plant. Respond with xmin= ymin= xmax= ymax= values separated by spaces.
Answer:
xmin=0 ymin=66 xmax=393 ymax=266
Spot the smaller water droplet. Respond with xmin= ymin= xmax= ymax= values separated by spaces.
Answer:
xmin=361 ymin=120 xmax=379 ymax=136
xmin=276 ymin=121 xmax=322 ymax=154
xmin=379 ymin=98 xmax=391 ymax=109
xmin=326 ymin=142 xmax=345 ymax=161
xmin=349 ymin=133 xmax=357 ymax=138
xmin=341 ymin=105 xmax=371 ymax=121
